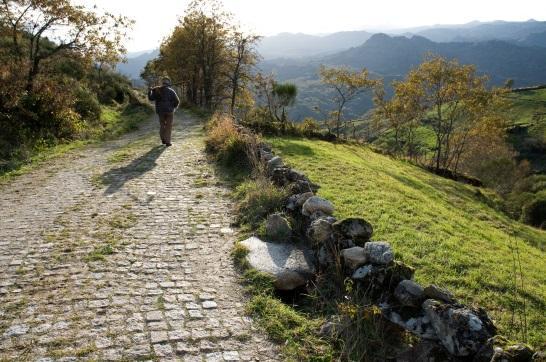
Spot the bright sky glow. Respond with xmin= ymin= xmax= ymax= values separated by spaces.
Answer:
xmin=83 ymin=0 xmax=546 ymax=52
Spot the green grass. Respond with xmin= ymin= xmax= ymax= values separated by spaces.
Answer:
xmin=0 ymin=103 xmax=152 ymax=183
xmin=98 ymin=103 xmax=153 ymax=140
xmin=85 ymin=244 xmax=114 ymax=262
xmin=268 ymin=136 xmax=546 ymax=346
xmin=504 ymin=89 xmax=546 ymax=133
xmin=231 ymin=242 xmax=334 ymax=360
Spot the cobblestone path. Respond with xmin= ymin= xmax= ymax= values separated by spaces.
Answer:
xmin=0 ymin=113 xmax=280 ymax=361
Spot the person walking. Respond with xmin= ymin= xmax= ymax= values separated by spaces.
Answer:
xmin=148 ymin=77 xmax=180 ymax=147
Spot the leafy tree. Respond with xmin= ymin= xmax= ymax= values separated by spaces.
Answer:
xmin=153 ymin=0 xmax=260 ymax=112
xmin=1 ymin=0 xmax=132 ymax=92
xmin=226 ymin=31 xmax=261 ymax=115
xmin=374 ymin=85 xmax=421 ymax=158
xmin=319 ymin=65 xmax=379 ymax=138
xmin=383 ymin=55 xmax=508 ymax=173
xmin=140 ymin=59 xmax=161 ymax=87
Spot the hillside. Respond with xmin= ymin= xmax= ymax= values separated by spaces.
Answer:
xmin=267 ymin=136 xmax=546 ymax=346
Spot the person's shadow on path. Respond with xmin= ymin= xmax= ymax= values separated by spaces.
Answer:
xmin=101 ymin=145 xmax=166 ymax=195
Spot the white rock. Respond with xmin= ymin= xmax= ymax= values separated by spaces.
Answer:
xmin=202 ymin=301 xmax=218 ymax=309
xmin=240 ymin=237 xmax=315 ymax=290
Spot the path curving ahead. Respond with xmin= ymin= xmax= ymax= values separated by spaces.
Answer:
xmin=0 ymin=113 xmax=280 ymax=361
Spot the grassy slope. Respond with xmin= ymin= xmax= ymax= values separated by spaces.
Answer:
xmin=0 ymin=103 xmax=152 ymax=183
xmin=268 ymin=136 xmax=546 ymax=346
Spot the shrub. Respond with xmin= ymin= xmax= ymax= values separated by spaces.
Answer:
xmin=205 ymin=113 xmax=264 ymax=172
xmin=234 ymin=178 xmax=288 ymax=227
xmin=241 ymin=107 xmax=283 ymax=135
xmin=298 ymin=117 xmax=322 ymax=137
xmin=521 ymin=194 xmax=546 ymax=228
xmin=74 ymin=87 xmax=101 ymax=122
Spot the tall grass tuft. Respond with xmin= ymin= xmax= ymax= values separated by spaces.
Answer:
xmin=233 ymin=178 xmax=288 ymax=228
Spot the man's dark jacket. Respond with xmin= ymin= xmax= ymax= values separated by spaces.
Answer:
xmin=148 ymin=86 xmax=180 ymax=114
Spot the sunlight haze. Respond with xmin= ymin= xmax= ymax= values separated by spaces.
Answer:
xmin=83 ymin=0 xmax=546 ymax=52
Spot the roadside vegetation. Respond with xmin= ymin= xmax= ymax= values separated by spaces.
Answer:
xmin=0 ymin=0 xmax=146 ymax=180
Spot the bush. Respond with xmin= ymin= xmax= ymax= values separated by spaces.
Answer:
xmin=74 ymin=87 xmax=101 ymax=122
xmin=241 ymin=107 xmax=283 ymax=135
xmin=205 ymin=113 xmax=260 ymax=171
xmin=234 ymin=178 xmax=288 ymax=227
xmin=298 ymin=117 xmax=322 ymax=137
xmin=522 ymin=194 xmax=546 ymax=228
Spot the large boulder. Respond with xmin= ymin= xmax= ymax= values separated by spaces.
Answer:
xmin=333 ymin=218 xmax=373 ymax=245
xmin=364 ymin=241 xmax=394 ymax=265
xmin=265 ymin=213 xmax=292 ymax=241
xmin=340 ymin=247 xmax=367 ymax=270
xmin=394 ymin=280 xmax=425 ymax=308
xmin=240 ymin=237 xmax=316 ymax=291
xmin=423 ymin=299 xmax=497 ymax=357
xmin=302 ymin=196 xmax=334 ymax=217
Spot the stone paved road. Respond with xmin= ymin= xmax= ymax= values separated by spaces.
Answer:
xmin=0 ymin=113 xmax=280 ymax=361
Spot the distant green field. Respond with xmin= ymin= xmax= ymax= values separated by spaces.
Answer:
xmin=504 ymin=88 xmax=546 ymax=130
xmin=504 ymin=89 xmax=546 ymax=171
xmin=268 ymin=136 xmax=546 ymax=346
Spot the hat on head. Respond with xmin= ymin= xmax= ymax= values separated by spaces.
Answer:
xmin=161 ymin=77 xmax=172 ymax=86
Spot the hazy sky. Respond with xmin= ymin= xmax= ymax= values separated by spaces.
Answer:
xmin=83 ymin=0 xmax=546 ymax=52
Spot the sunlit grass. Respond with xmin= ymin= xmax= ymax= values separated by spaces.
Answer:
xmin=268 ymin=136 xmax=546 ymax=346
